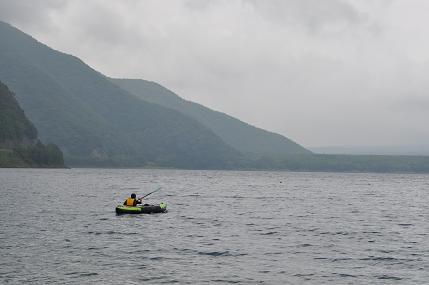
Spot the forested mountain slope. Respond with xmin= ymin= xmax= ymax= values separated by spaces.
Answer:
xmin=112 ymin=78 xmax=311 ymax=158
xmin=0 ymin=21 xmax=242 ymax=168
xmin=0 ymin=80 xmax=63 ymax=167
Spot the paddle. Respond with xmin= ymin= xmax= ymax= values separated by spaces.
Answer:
xmin=138 ymin=187 xmax=162 ymax=200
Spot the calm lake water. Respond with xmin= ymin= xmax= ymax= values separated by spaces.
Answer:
xmin=0 ymin=169 xmax=428 ymax=284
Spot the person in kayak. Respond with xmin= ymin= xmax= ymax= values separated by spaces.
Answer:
xmin=123 ymin=193 xmax=142 ymax=206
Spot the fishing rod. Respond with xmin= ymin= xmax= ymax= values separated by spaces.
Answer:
xmin=139 ymin=187 xmax=162 ymax=200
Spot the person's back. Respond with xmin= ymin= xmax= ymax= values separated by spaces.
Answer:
xmin=123 ymin=193 xmax=142 ymax=206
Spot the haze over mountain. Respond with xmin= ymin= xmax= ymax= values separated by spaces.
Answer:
xmin=1 ymin=1 xmax=428 ymax=149
xmin=2 ymin=20 xmax=429 ymax=173
xmin=310 ymin=145 xmax=429 ymax=156
xmin=0 ymin=80 xmax=64 ymax=167
xmin=0 ymin=21 xmax=311 ymax=168
xmin=112 ymin=78 xmax=310 ymax=158
xmin=0 ymin=21 xmax=246 ymax=168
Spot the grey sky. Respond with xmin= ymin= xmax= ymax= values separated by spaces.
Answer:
xmin=1 ymin=0 xmax=428 ymax=147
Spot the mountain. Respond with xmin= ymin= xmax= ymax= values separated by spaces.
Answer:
xmin=0 ymin=80 xmax=64 ymax=167
xmin=310 ymin=145 xmax=429 ymax=156
xmin=111 ymin=78 xmax=311 ymax=158
xmin=3 ymin=21 xmax=427 ymax=173
xmin=0 ymin=21 xmax=243 ymax=168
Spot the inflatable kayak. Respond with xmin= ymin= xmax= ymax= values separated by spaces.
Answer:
xmin=115 ymin=202 xmax=167 ymax=215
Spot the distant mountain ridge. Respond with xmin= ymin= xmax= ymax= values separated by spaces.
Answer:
xmin=111 ymin=78 xmax=311 ymax=158
xmin=3 ymin=21 xmax=428 ymax=173
xmin=0 ymin=21 xmax=242 ymax=168
xmin=310 ymin=145 xmax=429 ymax=156
xmin=0 ymin=80 xmax=64 ymax=167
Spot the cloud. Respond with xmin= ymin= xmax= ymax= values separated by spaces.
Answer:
xmin=0 ymin=0 xmax=66 ymax=29
xmin=247 ymin=0 xmax=364 ymax=33
xmin=0 ymin=0 xmax=428 ymax=146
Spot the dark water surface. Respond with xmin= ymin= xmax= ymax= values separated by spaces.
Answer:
xmin=0 ymin=169 xmax=428 ymax=284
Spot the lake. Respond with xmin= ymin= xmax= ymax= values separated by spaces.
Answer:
xmin=0 ymin=169 xmax=428 ymax=284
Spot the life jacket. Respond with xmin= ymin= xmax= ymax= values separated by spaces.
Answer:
xmin=126 ymin=198 xmax=136 ymax=206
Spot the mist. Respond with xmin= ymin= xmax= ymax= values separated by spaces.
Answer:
xmin=1 ymin=0 xmax=428 ymax=148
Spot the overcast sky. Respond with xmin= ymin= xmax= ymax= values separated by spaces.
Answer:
xmin=1 ymin=0 xmax=428 ymax=147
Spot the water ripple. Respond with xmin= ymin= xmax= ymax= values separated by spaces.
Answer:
xmin=0 ymin=169 xmax=428 ymax=284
